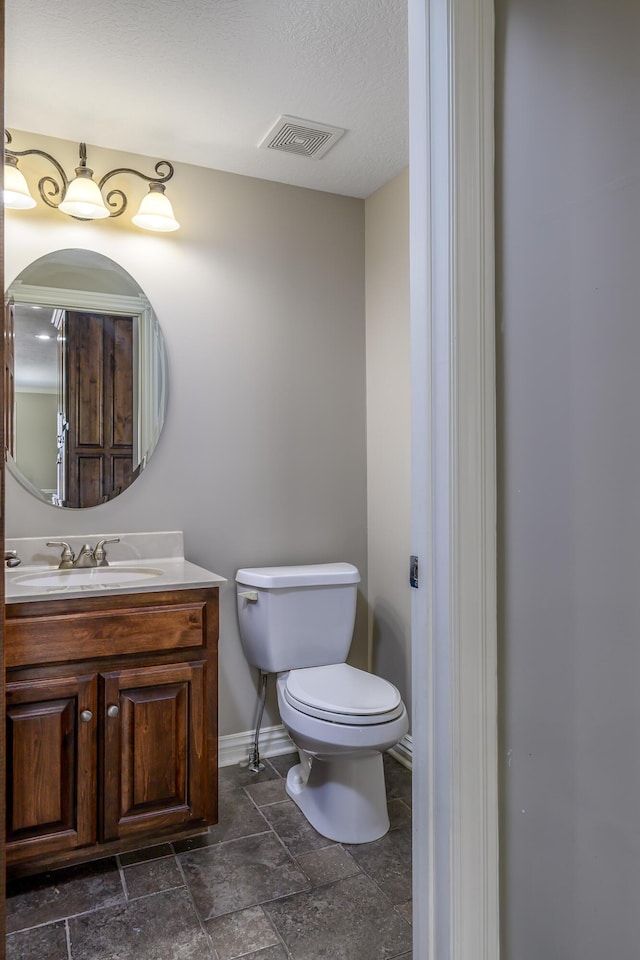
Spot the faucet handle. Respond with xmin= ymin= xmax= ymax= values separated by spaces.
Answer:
xmin=5 ymin=550 xmax=21 ymax=568
xmin=94 ymin=537 xmax=120 ymax=567
xmin=46 ymin=540 xmax=75 ymax=569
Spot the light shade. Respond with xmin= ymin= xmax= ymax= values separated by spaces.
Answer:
xmin=132 ymin=183 xmax=180 ymax=232
xmin=58 ymin=167 xmax=110 ymax=220
xmin=4 ymin=157 xmax=36 ymax=209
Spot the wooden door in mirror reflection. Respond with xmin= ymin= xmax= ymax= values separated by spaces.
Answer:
xmin=64 ymin=312 xmax=134 ymax=508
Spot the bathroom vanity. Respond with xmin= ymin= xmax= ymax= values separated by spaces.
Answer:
xmin=4 ymin=532 xmax=225 ymax=878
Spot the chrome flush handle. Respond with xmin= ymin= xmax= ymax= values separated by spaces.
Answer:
xmin=238 ymin=591 xmax=259 ymax=602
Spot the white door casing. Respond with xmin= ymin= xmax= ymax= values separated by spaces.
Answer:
xmin=409 ymin=1 xmax=499 ymax=958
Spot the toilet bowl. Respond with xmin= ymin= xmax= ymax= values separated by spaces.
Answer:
xmin=235 ymin=562 xmax=409 ymax=843
xmin=276 ymin=666 xmax=408 ymax=843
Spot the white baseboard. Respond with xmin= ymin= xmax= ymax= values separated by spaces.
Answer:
xmin=387 ymin=734 xmax=413 ymax=771
xmin=218 ymin=723 xmax=295 ymax=768
xmin=219 ymin=724 xmax=413 ymax=771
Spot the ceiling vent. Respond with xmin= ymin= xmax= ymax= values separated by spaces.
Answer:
xmin=258 ymin=115 xmax=346 ymax=160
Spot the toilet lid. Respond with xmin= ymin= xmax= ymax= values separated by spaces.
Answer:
xmin=284 ymin=663 xmax=403 ymax=725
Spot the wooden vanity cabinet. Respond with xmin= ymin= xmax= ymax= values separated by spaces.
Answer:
xmin=5 ymin=586 xmax=219 ymax=877
xmin=101 ymin=660 xmax=207 ymax=842
xmin=6 ymin=672 xmax=98 ymax=863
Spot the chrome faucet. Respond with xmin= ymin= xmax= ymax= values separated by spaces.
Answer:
xmin=47 ymin=538 xmax=121 ymax=569
xmin=94 ymin=538 xmax=120 ymax=566
xmin=47 ymin=541 xmax=75 ymax=569
xmin=73 ymin=544 xmax=97 ymax=568
xmin=5 ymin=550 xmax=21 ymax=568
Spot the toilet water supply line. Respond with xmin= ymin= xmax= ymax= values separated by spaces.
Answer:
xmin=246 ymin=671 xmax=269 ymax=772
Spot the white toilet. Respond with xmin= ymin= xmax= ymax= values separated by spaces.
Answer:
xmin=235 ymin=562 xmax=408 ymax=844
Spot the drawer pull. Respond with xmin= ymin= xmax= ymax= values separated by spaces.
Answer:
xmin=80 ymin=710 xmax=93 ymax=723
xmin=107 ymin=704 xmax=120 ymax=718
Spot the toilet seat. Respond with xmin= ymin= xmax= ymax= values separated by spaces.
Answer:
xmin=283 ymin=663 xmax=404 ymax=726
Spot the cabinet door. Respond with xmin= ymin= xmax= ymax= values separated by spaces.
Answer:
xmin=6 ymin=674 xmax=97 ymax=864
xmin=101 ymin=661 xmax=206 ymax=842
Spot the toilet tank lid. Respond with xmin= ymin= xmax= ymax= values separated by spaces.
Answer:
xmin=235 ymin=562 xmax=360 ymax=589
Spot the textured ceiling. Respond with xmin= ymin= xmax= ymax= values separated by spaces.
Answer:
xmin=6 ymin=0 xmax=408 ymax=199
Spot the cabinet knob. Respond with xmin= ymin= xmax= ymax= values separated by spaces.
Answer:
xmin=80 ymin=710 xmax=93 ymax=723
xmin=107 ymin=704 xmax=120 ymax=718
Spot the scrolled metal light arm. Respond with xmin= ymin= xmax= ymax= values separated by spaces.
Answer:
xmin=4 ymin=130 xmax=176 ymax=220
xmin=98 ymin=159 xmax=175 ymax=217
xmin=5 ymin=129 xmax=70 ymax=209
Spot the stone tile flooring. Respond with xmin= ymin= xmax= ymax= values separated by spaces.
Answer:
xmin=6 ymin=754 xmax=412 ymax=960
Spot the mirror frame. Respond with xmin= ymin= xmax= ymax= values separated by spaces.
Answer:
xmin=6 ymin=254 xmax=168 ymax=508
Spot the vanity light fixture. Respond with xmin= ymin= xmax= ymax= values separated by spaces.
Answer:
xmin=4 ymin=153 xmax=36 ymax=209
xmin=3 ymin=131 xmax=180 ymax=232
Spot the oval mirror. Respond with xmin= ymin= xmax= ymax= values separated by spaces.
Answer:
xmin=6 ymin=249 xmax=168 ymax=508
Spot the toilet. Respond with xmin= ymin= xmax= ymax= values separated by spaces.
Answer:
xmin=235 ymin=562 xmax=408 ymax=844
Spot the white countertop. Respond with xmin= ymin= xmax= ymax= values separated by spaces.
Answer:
xmin=5 ymin=531 xmax=226 ymax=603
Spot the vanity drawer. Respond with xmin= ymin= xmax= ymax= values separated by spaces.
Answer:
xmin=6 ymin=600 xmax=207 ymax=668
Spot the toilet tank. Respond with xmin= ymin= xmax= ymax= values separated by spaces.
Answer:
xmin=235 ymin=562 xmax=360 ymax=673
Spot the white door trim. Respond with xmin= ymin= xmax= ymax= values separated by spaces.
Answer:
xmin=409 ymin=1 xmax=499 ymax=958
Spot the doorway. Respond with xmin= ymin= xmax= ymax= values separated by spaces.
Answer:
xmin=408 ymin=1 xmax=499 ymax=957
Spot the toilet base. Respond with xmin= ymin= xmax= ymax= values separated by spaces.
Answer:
xmin=285 ymin=749 xmax=390 ymax=844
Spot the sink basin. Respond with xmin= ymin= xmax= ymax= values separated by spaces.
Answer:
xmin=13 ymin=566 xmax=164 ymax=588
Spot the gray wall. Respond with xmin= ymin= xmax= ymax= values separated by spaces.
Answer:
xmin=15 ymin=391 xmax=57 ymax=493
xmin=364 ymin=168 xmax=411 ymax=717
xmin=6 ymin=131 xmax=368 ymax=739
xmin=497 ymin=1 xmax=640 ymax=956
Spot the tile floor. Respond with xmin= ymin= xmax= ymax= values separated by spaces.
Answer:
xmin=6 ymin=754 xmax=412 ymax=960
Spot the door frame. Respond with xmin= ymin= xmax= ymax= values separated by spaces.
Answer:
xmin=0 ymin=0 xmax=6 ymax=949
xmin=409 ymin=1 xmax=499 ymax=958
